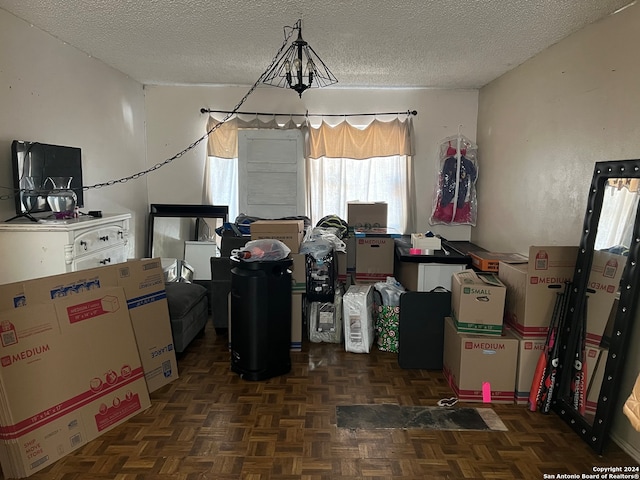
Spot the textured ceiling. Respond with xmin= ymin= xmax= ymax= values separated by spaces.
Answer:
xmin=0 ymin=0 xmax=634 ymax=89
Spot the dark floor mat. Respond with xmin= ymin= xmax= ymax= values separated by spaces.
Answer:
xmin=336 ymin=404 xmax=508 ymax=431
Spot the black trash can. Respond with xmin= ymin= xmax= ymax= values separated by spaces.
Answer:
xmin=230 ymin=257 xmax=293 ymax=380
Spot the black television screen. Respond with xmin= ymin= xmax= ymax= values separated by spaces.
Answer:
xmin=11 ymin=140 xmax=84 ymax=218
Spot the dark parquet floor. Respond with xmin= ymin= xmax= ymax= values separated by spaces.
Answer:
xmin=6 ymin=320 xmax=639 ymax=480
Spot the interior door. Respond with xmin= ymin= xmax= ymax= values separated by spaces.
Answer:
xmin=237 ymin=129 xmax=305 ymax=218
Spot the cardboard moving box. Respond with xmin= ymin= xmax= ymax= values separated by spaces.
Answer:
xmin=499 ymin=246 xmax=622 ymax=343
xmin=511 ymin=330 xmax=600 ymax=405
xmin=469 ymin=251 xmax=527 ymax=273
xmin=290 ymin=253 xmax=306 ymax=293
xmin=250 ymin=220 xmax=305 ymax=253
xmin=499 ymin=246 xmax=577 ymax=337
xmin=512 ymin=333 xmax=547 ymax=405
xmin=0 ymin=288 xmax=151 ymax=479
xmin=451 ymin=269 xmax=506 ymax=335
xmin=354 ymin=229 xmax=400 ymax=284
xmin=443 ymin=317 xmax=518 ymax=403
xmin=347 ymin=202 xmax=387 ymax=229
xmin=0 ymin=282 xmax=26 ymax=311
xmin=291 ymin=292 xmax=303 ymax=351
xmin=20 ymin=258 xmax=178 ymax=393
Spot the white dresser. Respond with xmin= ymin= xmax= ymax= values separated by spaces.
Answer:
xmin=0 ymin=213 xmax=131 ymax=284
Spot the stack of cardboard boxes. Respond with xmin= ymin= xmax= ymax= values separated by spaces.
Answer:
xmin=347 ymin=202 xmax=400 ymax=284
xmin=443 ymin=268 xmax=518 ymax=403
xmin=495 ymin=246 xmax=623 ymax=408
xmin=0 ymin=258 xmax=178 ymax=478
xmin=498 ymin=246 xmax=578 ymax=405
xmin=443 ymin=244 xmax=624 ymax=406
xmin=444 ymin=247 xmax=578 ymax=405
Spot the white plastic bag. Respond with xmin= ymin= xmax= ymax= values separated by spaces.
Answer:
xmin=301 ymin=227 xmax=347 ymax=260
xmin=374 ymin=277 xmax=406 ymax=307
xmin=231 ymin=239 xmax=291 ymax=262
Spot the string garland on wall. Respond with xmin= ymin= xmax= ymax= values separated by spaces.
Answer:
xmin=2 ymin=19 xmax=417 ymax=204
xmin=0 ymin=21 xmax=298 ymax=203
xmin=75 ymin=23 xmax=299 ymax=193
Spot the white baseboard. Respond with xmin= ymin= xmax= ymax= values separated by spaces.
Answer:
xmin=611 ymin=433 xmax=640 ymax=464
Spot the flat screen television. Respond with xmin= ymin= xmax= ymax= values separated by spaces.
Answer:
xmin=11 ymin=140 xmax=84 ymax=220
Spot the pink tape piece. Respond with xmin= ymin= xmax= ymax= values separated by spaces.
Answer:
xmin=409 ymin=248 xmax=422 ymax=255
xmin=482 ymin=382 xmax=491 ymax=403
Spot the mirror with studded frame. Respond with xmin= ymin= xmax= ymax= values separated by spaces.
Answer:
xmin=552 ymin=159 xmax=640 ymax=454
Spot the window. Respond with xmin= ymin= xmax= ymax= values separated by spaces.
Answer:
xmin=204 ymin=116 xmax=414 ymax=233
xmin=306 ymin=118 xmax=414 ymax=233
xmin=204 ymin=155 xmax=238 ymax=220
xmin=307 ymin=154 xmax=407 ymax=233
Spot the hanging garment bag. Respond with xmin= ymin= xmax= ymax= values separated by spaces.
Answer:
xmin=398 ymin=288 xmax=452 ymax=370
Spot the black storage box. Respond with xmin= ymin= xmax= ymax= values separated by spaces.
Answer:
xmin=398 ymin=289 xmax=452 ymax=370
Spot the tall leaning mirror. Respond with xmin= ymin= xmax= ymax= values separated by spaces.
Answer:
xmin=553 ymin=159 xmax=640 ymax=454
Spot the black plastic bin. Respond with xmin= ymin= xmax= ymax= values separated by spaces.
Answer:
xmin=230 ymin=257 xmax=293 ymax=380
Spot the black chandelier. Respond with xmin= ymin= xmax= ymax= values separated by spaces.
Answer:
xmin=262 ymin=19 xmax=338 ymax=97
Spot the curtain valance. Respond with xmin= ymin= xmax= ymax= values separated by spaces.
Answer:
xmin=206 ymin=116 xmax=299 ymax=159
xmin=608 ymin=178 xmax=640 ymax=193
xmin=307 ymin=118 xmax=413 ymax=160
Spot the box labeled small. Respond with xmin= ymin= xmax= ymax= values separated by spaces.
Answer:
xmin=451 ymin=269 xmax=506 ymax=335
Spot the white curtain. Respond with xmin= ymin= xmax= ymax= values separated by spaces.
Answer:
xmin=306 ymin=118 xmax=415 ymax=233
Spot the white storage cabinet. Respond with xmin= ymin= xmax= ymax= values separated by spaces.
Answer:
xmin=0 ymin=213 xmax=131 ymax=284
xmin=395 ymin=261 xmax=466 ymax=292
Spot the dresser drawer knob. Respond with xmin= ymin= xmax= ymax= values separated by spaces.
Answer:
xmin=80 ymin=240 xmax=88 ymax=250
xmin=99 ymin=235 xmax=109 ymax=241
xmin=99 ymin=258 xmax=111 ymax=265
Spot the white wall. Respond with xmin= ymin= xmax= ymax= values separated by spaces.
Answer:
xmin=143 ymin=85 xmax=478 ymax=239
xmin=477 ymin=3 xmax=640 ymax=461
xmin=475 ymin=6 xmax=640 ymax=254
xmin=0 ymin=9 xmax=149 ymax=258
